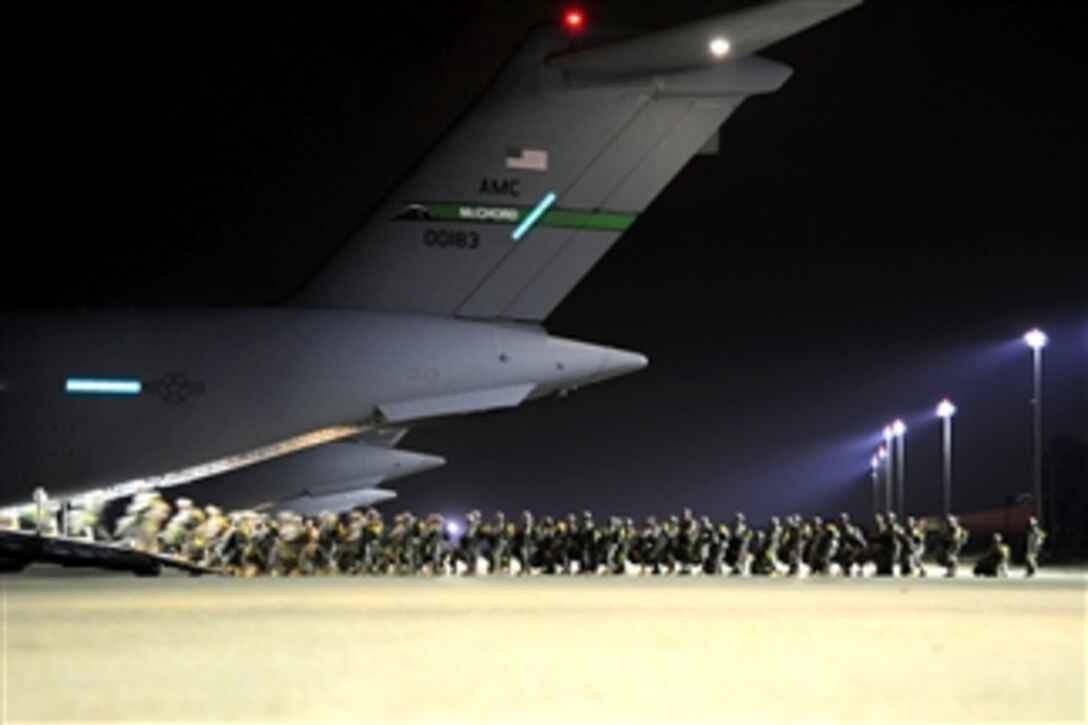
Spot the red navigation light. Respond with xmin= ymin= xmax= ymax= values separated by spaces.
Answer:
xmin=563 ymin=8 xmax=585 ymax=32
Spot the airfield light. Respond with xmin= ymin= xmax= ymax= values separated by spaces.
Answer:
xmin=870 ymin=453 xmax=881 ymax=519
xmin=563 ymin=8 xmax=585 ymax=32
xmin=1024 ymin=328 xmax=1047 ymax=350
xmin=709 ymin=38 xmax=731 ymax=58
xmin=1024 ymin=328 xmax=1046 ymax=525
xmin=891 ymin=419 xmax=906 ymax=517
xmin=877 ymin=443 xmax=890 ymax=514
xmin=937 ymin=399 xmax=955 ymax=516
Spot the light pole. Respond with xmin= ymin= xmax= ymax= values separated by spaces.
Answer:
xmin=936 ymin=399 xmax=956 ymax=517
xmin=1024 ymin=328 xmax=1047 ymax=525
xmin=882 ymin=426 xmax=893 ymax=513
xmin=870 ymin=453 xmax=880 ymax=519
xmin=892 ymin=419 xmax=907 ymax=518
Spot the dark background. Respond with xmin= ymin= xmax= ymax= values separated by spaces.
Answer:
xmin=7 ymin=1 xmax=1086 ymax=525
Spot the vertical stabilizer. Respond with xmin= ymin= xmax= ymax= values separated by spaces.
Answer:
xmin=294 ymin=1 xmax=860 ymax=321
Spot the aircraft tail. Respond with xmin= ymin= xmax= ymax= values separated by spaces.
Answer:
xmin=294 ymin=0 xmax=860 ymax=321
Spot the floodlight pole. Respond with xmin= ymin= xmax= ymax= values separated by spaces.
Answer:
xmin=937 ymin=399 xmax=956 ymax=517
xmin=870 ymin=455 xmax=880 ymax=520
xmin=1024 ymin=329 xmax=1046 ymax=527
xmin=882 ymin=427 xmax=893 ymax=514
xmin=896 ymin=437 xmax=905 ymax=518
xmin=892 ymin=420 xmax=906 ymax=518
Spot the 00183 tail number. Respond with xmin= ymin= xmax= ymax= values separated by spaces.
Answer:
xmin=424 ymin=229 xmax=480 ymax=250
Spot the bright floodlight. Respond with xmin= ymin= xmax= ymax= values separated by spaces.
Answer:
xmin=446 ymin=521 xmax=460 ymax=537
xmin=892 ymin=419 xmax=906 ymax=437
xmin=870 ymin=454 xmax=879 ymax=469
xmin=883 ymin=425 xmax=893 ymax=441
xmin=878 ymin=444 xmax=887 ymax=459
xmin=1024 ymin=328 xmax=1047 ymax=350
xmin=936 ymin=399 xmax=956 ymax=418
xmin=709 ymin=38 xmax=731 ymax=58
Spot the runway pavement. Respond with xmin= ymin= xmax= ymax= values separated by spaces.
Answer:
xmin=2 ymin=569 xmax=1085 ymax=722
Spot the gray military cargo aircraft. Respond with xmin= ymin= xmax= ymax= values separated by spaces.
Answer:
xmin=0 ymin=1 xmax=859 ymax=514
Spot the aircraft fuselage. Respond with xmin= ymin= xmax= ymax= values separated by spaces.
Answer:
xmin=0 ymin=309 xmax=644 ymax=504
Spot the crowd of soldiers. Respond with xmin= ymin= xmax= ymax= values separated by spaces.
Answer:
xmin=82 ymin=491 xmax=1048 ymax=579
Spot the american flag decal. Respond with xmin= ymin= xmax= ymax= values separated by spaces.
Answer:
xmin=505 ymin=147 xmax=548 ymax=172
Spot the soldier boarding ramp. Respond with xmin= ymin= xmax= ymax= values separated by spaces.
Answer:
xmin=0 ymin=529 xmax=224 ymax=577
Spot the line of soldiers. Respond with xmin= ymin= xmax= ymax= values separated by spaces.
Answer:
xmin=96 ymin=493 xmax=1048 ymax=579
xmin=113 ymin=495 xmax=453 ymax=577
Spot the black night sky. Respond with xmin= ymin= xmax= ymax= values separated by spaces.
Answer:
xmin=8 ymin=1 xmax=1086 ymax=523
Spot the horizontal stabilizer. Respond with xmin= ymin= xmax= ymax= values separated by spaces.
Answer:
xmin=182 ymin=440 xmax=444 ymax=512
xmin=272 ymin=488 xmax=397 ymax=516
xmin=355 ymin=427 xmax=409 ymax=449
xmin=378 ymin=384 xmax=536 ymax=425
xmin=548 ymin=0 xmax=862 ymax=76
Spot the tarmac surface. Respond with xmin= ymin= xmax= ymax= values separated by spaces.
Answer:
xmin=2 ymin=568 xmax=1085 ymax=723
